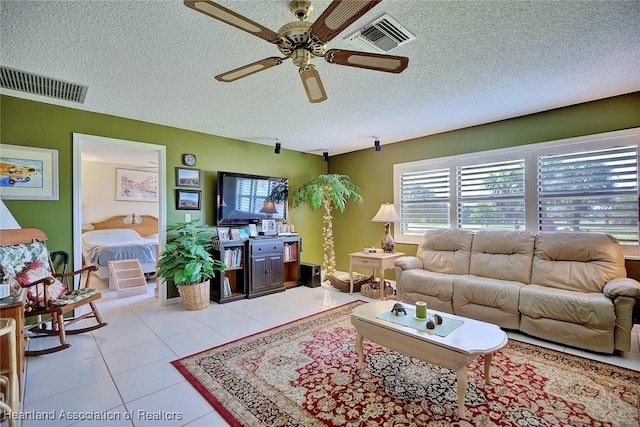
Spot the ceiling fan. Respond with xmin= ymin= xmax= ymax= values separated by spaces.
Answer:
xmin=184 ymin=0 xmax=409 ymax=103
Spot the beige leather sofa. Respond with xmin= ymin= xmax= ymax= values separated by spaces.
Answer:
xmin=394 ymin=229 xmax=640 ymax=353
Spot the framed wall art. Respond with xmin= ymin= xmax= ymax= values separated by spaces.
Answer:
xmin=175 ymin=167 xmax=201 ymax=188
xmin=0 ymin=144 xmax=59 ymax=200
xmin=116 ymin=168 xmax=158 ymax=202
xmin=176 ymin=189 xmax=201 ymax=210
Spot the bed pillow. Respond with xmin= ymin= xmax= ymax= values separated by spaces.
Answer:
xmin=16 ymin=260 xmax=67 ymax=301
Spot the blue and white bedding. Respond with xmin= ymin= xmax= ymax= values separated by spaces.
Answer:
xmin=82 ymin=229 xmax=157 ymax=279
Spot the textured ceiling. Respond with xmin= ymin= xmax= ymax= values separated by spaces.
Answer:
xmin=1 ymin=0 xmax=639 ymax=156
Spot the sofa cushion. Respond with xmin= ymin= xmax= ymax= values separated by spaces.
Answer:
xmin=416 ymin=229 xmax=474 ymax=274
xmin=395 ymin=269 xmax=455 ymax=313
xmin=519 ymin=284 xmax=615 ymax=329
xmin=452 ymin=274 xmax=524 ymax=329
xmin=469 ymin=230 xmax=535 ymax=283
xmin=531 ymin=232 xmax=626 ymax=293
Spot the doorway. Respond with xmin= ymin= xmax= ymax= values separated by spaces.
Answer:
xmin=72 ymin=133 xmax=170 ymax=305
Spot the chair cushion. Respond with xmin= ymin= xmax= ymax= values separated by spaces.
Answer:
xmin=16 ymin=260 xmax=67 ymax=301
xmin=50 ymin=288 xmax=99 ymax=307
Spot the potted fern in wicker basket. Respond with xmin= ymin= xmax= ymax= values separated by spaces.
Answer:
xmin=156 ymin=219 xmax=225 ymax=310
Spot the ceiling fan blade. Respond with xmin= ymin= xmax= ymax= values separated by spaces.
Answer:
xmin=184 ymin=0 xmax=281 ymax=44
xmin=215 ymin=58 xmax=284 ymax=82
xmin=325 ymin=49 xmax=408 ymax=73
xmin=310 ymin=0 xmax=381 ymax=43
xmin=299 ymin=65 xmax=327 ymax=103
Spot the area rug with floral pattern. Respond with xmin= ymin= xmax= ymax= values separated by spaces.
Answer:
xmin=171 ymin=301 xmax=640 ymax=426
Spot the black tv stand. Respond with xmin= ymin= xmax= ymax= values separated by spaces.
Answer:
xmin=211 ymin=236 xmax=302 ymax=303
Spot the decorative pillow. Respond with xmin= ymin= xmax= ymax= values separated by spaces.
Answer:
xmin=0 ymin=241 xmax=50 ymax=282
xmin=16 ymin=260 xmax=67 ymax=302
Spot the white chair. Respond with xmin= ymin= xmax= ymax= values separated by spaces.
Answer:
xmin=0 ymin=318 xmax=18 ymax=427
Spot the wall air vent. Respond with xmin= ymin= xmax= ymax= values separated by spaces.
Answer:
xmin=346 ymin=14 xmax=416 ymax=53
xmin=0 ymin=66 xmax=88 ymax=103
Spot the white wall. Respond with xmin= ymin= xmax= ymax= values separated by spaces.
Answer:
xmin=82 ymin=161 xmax=158 ymax=228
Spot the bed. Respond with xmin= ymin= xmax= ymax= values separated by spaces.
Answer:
xmin=82 ymin=214 xmax=159 ymax=281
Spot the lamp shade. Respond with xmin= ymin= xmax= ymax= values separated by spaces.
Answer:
xmin=1 ymin=199 xmax=21 ymax=229
xmin=371 ymin=203 xmax=400 ymax=223
xmin=259 ymin=200 xmax=279 ymax=214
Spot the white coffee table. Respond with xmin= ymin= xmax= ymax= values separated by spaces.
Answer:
xmin=351 ymin=300 xmax=508 ymax=418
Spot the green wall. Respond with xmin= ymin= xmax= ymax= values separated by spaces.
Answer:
xmin=0 ymin=95 xmax=327 ymax=264
xmin=329 ymin=92 xmax=640 ymax=275
xmin=2 ymin=92 xmax=639 ymax=283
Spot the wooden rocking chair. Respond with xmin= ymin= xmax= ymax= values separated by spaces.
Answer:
xmin=0 ymin=228 xmax=107 ymax=356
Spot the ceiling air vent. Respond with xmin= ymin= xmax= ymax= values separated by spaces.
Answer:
xmin=346 ymin=14 xmax=415 ymax=53
xmin=0 ymin=66 xmax=88 ymax=103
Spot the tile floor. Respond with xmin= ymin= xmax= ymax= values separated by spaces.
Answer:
xmin=6 ymin=279 xmax=640 ymax=427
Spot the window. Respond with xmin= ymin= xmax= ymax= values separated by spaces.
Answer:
xmin=457 ymin=159 xmax=525 ymax=230
xmin=394 ymin=128 xmax=640 ymax=255
xmin=398 ymin=168 xmax=450 ymax=235
xmin=538 ymin=145 xmax=638 ymax=245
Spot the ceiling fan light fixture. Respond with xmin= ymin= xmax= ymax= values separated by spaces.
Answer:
xmin=185 ymin=0 xmax=409 ymax=104
xmin=292 ymin=49 xmax=311 ymax=67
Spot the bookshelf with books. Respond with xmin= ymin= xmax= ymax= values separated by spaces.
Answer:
xmin=211 ymin=240 xmax=247 ymax=303
xmin=282 ymin=236 xmax=302 ymax=288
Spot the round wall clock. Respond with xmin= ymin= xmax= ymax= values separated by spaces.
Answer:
xmin=182 ymin=153 xmax=196 ymax=166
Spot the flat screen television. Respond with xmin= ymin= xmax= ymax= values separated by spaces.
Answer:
xmin=216 ymin=171 xmax=288 ymax=225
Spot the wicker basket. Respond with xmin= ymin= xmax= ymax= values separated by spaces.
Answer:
xmin=178 ymin=280 xmax=210 ymax=311
xmin=361 ymin=281 xmax=395 ymax=299
xmin=327 ymin=271 xmax=373 ymax=293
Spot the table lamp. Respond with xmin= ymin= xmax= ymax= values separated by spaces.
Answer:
xmin=1 ymin=199 xmax=21 ymax=229
xmin=259 ymin=200 xmax=279 ymax=217
xmin=371 ymin=202 xmax=400 ymax=252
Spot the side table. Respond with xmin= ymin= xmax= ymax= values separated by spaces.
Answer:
xmin=348 ymin=251 xmax=405 ymax=300
xmin=0 ymin=289 xmax=26 ymax=392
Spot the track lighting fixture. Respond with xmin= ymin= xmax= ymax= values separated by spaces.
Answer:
xmin=374 ymin=139 xmax=381 ymax=152
xmin=274 ymin=141 xmax=281 ymax=154
xmin=323 ymin=151 xmax=329 ymax=161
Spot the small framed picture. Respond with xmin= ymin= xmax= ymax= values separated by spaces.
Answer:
xmin=175 ymin=189 xmax=201 ymax=210
xmin=262 ymin=219 xmax=276 ymax=235
xmin=248 ymin=224 xmax=258 ymax=238
xmin=238 ymin=228 xmax=250 ymax=239
xmin=230 ymin=229 xmax=241 ymax=240
xmin=175 ymin=167 xmax=201 ymax=188
xmin=218 ymin=227 xmax=230 ymax=241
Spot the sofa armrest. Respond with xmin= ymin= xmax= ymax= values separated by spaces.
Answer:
xmin=603 ymin=278 xmax=640 ymax=299
xmin=603 ymin=278 xmax=639 ymax=352
xmin=394 ymin=256 xmax=423 ymax=271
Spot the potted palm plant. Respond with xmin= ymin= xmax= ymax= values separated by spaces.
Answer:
xmin=156 ymin=219 xmax=226 ymax=310
xmin=292 ymin=174 xmax=363 ymax=280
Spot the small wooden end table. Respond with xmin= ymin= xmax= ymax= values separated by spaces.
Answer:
xmin=0 ymin=289 xmax=26 ymax=392
xmin=348 ymin=251 xmax=405 ymax=299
